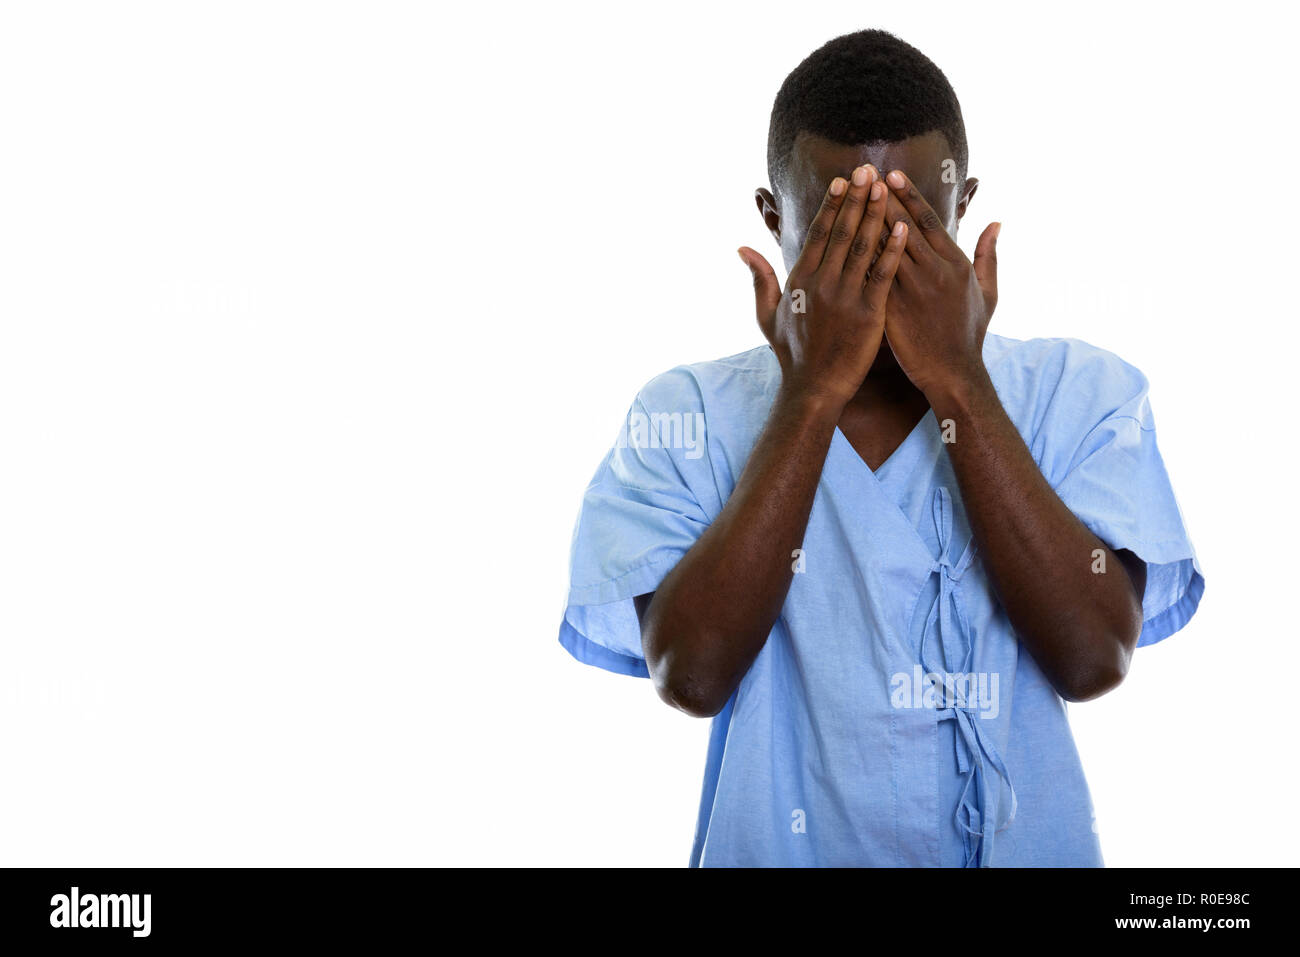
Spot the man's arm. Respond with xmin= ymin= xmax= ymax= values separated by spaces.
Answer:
xmin=636 ymin=165 xmax=908 ymax=717
xmin=929 ymin=371 xmax=1146 ymax=700
xmin=881 ymin=170 xmax=1145 ymax=701
xmin=634 ymin=389 xmax=840 ymax=717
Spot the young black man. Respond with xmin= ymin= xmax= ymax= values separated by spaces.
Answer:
xmin=558 ymin=29 xmax=1203 ymax=867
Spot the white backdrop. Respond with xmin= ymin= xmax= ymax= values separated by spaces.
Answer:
xmin=0 ymin=0 xmax=1294 ymax=866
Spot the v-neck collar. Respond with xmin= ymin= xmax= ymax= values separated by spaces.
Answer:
xmin=820 ymin=411 xmax=942 ymax=573
xmin=831 ymin=406 xmax=937 ymax=492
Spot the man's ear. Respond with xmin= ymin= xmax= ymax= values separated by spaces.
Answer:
xmin=956 ymin=176 xmax=979 ymax=222
xmin=755 ymin=188 xmax=781 ymax=244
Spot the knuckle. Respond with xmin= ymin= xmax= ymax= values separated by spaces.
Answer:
xmin=919 ymin=210 xmax=943 ymax=231
xmin=806 ymin=221 xmax=829 ymax=244
xmin=849 ymin=236 xmax=873 ymax=258
xmin=830 ymin=222 xmax=853 ymax=244
xmin=813 ymin=285 xmax=839 ymax=310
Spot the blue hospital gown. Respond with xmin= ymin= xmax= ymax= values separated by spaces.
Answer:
xmin=558 ymin=334 xmax=1204 ymax=867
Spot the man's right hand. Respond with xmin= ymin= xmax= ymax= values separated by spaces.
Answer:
xmin=738 ymin=165 xmax=907 ymax=409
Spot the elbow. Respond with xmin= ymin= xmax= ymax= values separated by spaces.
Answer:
xmin=1052 ymin=597 xmax=1143 ymax=702
xmin=653 ymin=668 xmax=730 ymax=718
xmin=1055 ymin=632 xmax=1136 ymax=703
xmin=641 ymin=616 xmax=736 ymax=718
xmin=1057 ymin=662 xmax=1126 ymax=702
xmin=644 ymin=639 xmax=732 ymax=718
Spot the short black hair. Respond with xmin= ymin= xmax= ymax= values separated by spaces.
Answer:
xmin=766 ymin=30 xmax=968 ymax=194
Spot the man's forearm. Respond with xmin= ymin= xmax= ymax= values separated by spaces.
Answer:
xmin=639 ymin=387 xmax=840 ymax=717
xmin=928 ymin=366 xmax=1145 ymax=701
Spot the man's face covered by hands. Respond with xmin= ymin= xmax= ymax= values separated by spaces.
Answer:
xmin=742 ymin=127 xmax=999 ymax=390
xmin=757 ymin=130 xmax=976 ymax=274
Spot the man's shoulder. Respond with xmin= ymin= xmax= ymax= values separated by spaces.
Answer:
xmin=986 ymin=332 xmax=1142 ymax=375
xmin=634 ymin=345 xmax=777 ymax=413
xmin=985 ymin=333 xmax=1149 ymax=411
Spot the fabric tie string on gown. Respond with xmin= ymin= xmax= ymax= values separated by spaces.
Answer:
xmin=919 ymin=486 xmax=1018 ymax=867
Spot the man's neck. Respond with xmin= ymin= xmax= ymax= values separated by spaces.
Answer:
xmin=845 ymin=363 xmax=926 ymax=414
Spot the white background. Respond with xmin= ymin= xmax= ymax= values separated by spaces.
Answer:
xmin=1 ymin=1 xmax=1295 ymax=866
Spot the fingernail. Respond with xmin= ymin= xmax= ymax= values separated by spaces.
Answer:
xmin=870 ymin=181 xmax=884 ymax=201
xmin=852 ymin=166 xmax=869 ymax=187
xmin=887 ymin=170 xmax=906 ymax=189
xmin=893 ymin=221 xmax=906 ymax=236
xmin=829 ymin=177 xmax=846 ymax=196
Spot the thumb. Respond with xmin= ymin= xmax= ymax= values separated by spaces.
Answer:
xmin=973 ymin=222 xmax=1000 ymax=309
xmin=737 ymin=246 xmax=781 ymax=343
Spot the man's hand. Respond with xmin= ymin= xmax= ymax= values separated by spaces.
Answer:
xmin=879 ymin=169 xmax=1001 ymax=401
xmin=739 ymin=165 xmax=908 ymax=409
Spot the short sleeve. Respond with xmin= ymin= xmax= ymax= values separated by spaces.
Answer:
xmin=558 ymin=370 xmax=715 ymax=677
xmin=1051 ymin=368 xmax=1204 ymax=647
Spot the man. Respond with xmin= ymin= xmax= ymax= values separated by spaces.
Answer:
xmin=558 ymin=29 xmax=1203 ymax=866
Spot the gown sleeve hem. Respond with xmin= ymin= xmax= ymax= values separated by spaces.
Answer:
xmin=558 ymin=552 xmax=688 ymax=678
xmin=558 ymin=618 xmax=651 ymax=678
xmin=1137 ymin=564 xmax=1205 ymax=648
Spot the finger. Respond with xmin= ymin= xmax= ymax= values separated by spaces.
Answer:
xmin=885 ymin=169 xmax=960 ymax=258
xmin=819 ymin=164 xmax=876 ymax=274
xmin=883 ymin=190 xmax=937 ymax=264
xmin=737 ymin=246 xmax=781 ymax=343
xmin=972 ymin=221 xmax=1001 ymax=309
xmin=842 ymin=176 xmax=888 ymax=286
xmin=863 ymin=221 xmax=907 ymax=315
xmin=789 ymin=176 xmax=848 ymax=278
